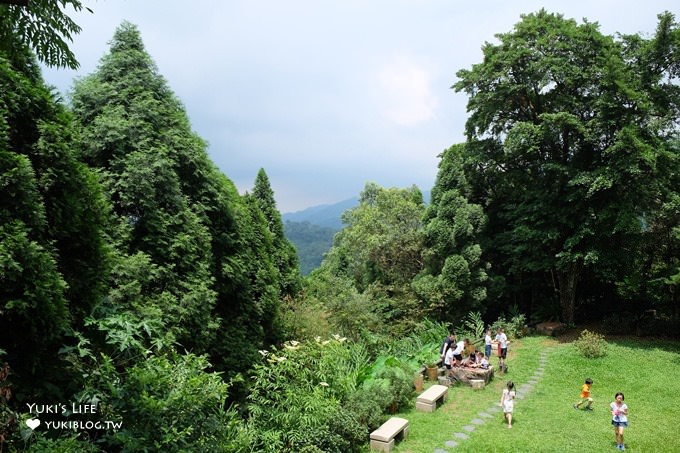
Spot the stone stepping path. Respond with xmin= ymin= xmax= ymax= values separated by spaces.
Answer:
xmin=434 ymin=348 xmax=551 ymax=452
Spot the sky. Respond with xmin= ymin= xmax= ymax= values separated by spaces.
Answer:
xmin=42 ymin=0 xmax=677 ymax=213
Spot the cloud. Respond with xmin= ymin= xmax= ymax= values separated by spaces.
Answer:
xmin=40 ymin=0 xmax=678 ymax=212
xmin=377 ymin=56 xmax=437 ymax=126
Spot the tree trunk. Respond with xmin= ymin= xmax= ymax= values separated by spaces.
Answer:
xmin=557 ymin=263 xmax=580 ymax=325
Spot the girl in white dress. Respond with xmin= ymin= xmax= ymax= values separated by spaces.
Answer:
xmin=500 ymin=380 xmax=516 ymax=428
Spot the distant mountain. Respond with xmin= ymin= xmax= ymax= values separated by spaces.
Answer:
xmin=283 ymin=221 xmax=336 ymax=275
xmin=282 ymin=198 xmax=355 ymax=275
xmin=282 ymin=197 xmax=358 ymax=230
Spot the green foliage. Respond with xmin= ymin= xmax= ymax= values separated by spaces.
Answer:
xmin=247 ymin=337 xmax=372 ymax=452
xmin=108 ymin=353 xmax=247 ymax=452
xmin=22 ymin=433 xmax=102 ymax=453
xmin=299 ymin=267 xmax=383 ymax=342
xmin=573 ymin=329 xmax=608 ymax=358
xmin=416 ymin=144 xmax=489 ymax=321
xmin=283 ymin=220 xmax=336 ymax=275
xmin=453 ymin=10 xmax=680 ymax=325
xmin=456 ymin=311 xmax=486 ymax=347
xmin=0 ymin=0 xmax=87 ymax=69
xmin=250 ymin=168 xmax=302 ymax=297
xmin=490 ymin=308 xmax=528 ymax=340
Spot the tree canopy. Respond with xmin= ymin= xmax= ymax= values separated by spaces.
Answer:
xmin=453 ymin=10 xmax=680 ymax=324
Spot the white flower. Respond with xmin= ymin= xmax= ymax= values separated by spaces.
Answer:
xmin=322 ymin=340 xmax=330 ymax=346
xmin=315 ymin=336 xmax=322 ymax=343
xmin=276 ymin=356 xmax=287 ymax=362
xmin=258 ymin=350 xmax=269 ymax=356
xmin=290 ymin=340 xmax=300 ymax=346
xmin=319 ymin=382 xmax=329 ymax=387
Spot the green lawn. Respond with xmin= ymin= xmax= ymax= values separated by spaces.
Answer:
xmin=384 ymin=335 xmax=680 ymax=453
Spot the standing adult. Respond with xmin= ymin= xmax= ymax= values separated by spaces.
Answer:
xmin=440 ymin=332 xmax=456 ymax=359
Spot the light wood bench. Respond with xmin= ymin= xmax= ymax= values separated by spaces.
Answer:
xmin=415 ymin=384 xmax=448 ymax=412
xmin=369 ymin=417 xmax=409 ymax=452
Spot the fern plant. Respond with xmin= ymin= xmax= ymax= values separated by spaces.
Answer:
xmin=457 ymin=311 xmax=486 ymax=348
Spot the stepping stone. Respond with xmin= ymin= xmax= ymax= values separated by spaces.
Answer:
xmin=435 ymin=449 xmax=449 ymax=453
xmin=478 ymin=411 xmax=493 ymax=418
xmin=463 ymin=425 xmax=476 ymax=432
xmin=516 ymin=393 xmax=526 ymax=399
xmin=454 ymin=432 xmax=470 ymax=440
xmin=487 ymin=405 xmax=501 ymax=413
xmin=529 ymin=379 xmax=538 ymax=385
xmin=445 ymin=440 xmax=458 ymax=448
xmin=471 ymin=418 xmax=485 ymax=425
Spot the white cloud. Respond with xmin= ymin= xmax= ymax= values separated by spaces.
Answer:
xmin=377 ymin=56 xmax=437 ymax=126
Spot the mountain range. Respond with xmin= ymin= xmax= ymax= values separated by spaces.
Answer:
xmin=282 ymin=196 xmax=359 ymax=230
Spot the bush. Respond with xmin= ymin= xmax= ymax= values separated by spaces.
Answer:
xmin=490 ymin=312 xmax=527 ymax=339
xmin=108 ymin=352 xmax=247 ymax=452
xmin=247 ymin=337 xmax=372 ymax=452
xmin=573 ymin=330 xmax=608 ymax=358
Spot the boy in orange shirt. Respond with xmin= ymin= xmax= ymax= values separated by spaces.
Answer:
xmin=573 ymin=378 xmax=593 ymax=410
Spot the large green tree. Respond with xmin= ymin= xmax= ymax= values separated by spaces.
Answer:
xmin=69 ymin=23 xmax=288 ymax=376
xmin=454 ymin=10 xmax=679 ymax=324
xmin=0 ymin=42 xmax=109 ymax=395
xmin=414 ymin=144 xmax=489 ymax=322
xmin=322 ymin=183 xmax=426 ymax=329
xmin=250 ymin=168 xmax=301 ymax=298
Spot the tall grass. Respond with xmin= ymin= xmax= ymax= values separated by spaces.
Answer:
xmin=385 ymin=335 xmax=680 ymax=452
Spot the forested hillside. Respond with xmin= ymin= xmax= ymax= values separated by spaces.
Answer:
xmin=284 ymin=220 xmax=336 ymax=275
xmin=1 ymin=4 xmax=678 ymax=453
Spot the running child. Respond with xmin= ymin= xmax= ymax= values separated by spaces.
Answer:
xmin=611 ymin=392 xmax=629 ymax=451
xmin=573 ymin=378 xmax=593 ymax=410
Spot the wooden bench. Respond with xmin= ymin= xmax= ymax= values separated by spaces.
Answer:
xmin=369 ymin=417 xmax=409 ymax=452
xmin=415 ymin=384 xmax=448 ymax=412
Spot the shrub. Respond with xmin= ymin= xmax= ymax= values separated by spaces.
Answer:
xmin=573 ymin=329 xmax=608 ymax=358
xmin=491 ymin=306 xmax=528 ymax=339
xmin=247 ymin=337 xmax=372 ymax=452
xmin=108 ymin=352 xmax=247 ymax=452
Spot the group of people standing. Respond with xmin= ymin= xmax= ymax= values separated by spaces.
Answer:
xmin=440 ymin=328 xmax=509 ymax=372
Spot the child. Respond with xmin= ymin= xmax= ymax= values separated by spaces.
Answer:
xmin=444 ymin=343 xmax=455 ymax=375
xmin=500 ymin=380 xmax=515 ymax=428
xmin=479 ymin=353 xmax=489 ymax=370
xmin=611 ymin=392 xmax=629 ymax=451
xmin=484 ymin=329 xmax=493 ymax=358
xmin=573 ymin=378 xmax=593 ymax=410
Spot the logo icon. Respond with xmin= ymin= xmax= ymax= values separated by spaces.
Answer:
xmin=26 ymin=418 xmax=41 ymax=430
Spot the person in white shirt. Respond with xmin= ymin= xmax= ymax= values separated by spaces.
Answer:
xmin=444 ymin=345 xmax=456 ymax=375
xmin=494 ymin=328 xmax=509 ymax=369
xmin=451 ymin=339 xmax=466 ymax=366
xmin=484 ymin=329 xmax=493 ymax=358
xmin=611 ymin=392 xmax=629 ymax=451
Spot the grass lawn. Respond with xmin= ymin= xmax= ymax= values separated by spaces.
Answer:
xmin=382 ymin=334 xmax=680 ymax=453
